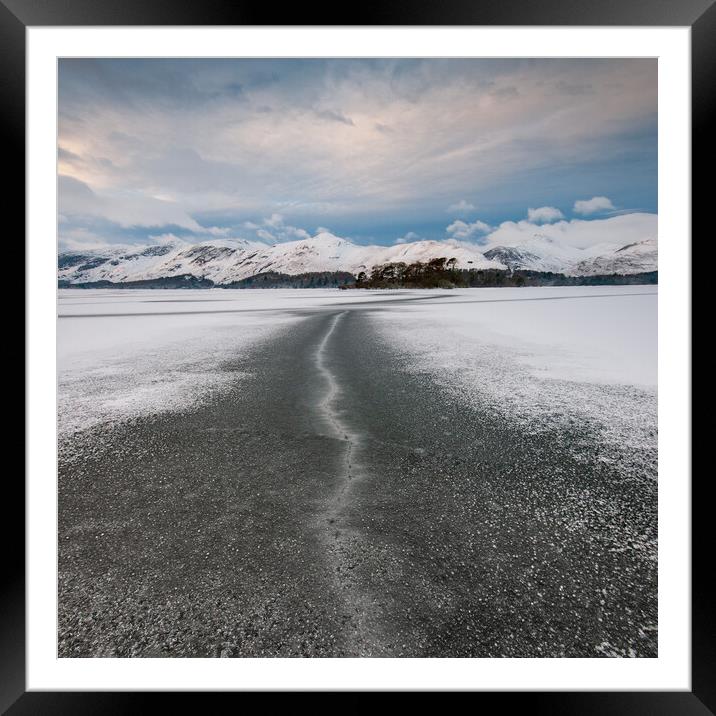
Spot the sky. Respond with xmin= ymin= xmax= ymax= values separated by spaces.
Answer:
xmin=58 ymin=58 xmax=657 ymax=251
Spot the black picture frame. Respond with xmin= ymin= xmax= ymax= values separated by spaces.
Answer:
xmin=7 ymin=0 xmax=705 ymax=709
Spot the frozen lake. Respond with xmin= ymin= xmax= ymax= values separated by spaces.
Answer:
xmin=58 ymin=286 xmax=656 ymax=435
xmin=57 ymin=286 xmax=658 ymax=657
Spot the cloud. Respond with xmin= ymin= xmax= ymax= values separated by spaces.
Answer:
xmin=489 ymin=85 xmax=519 ymax=100
xmin=249 ymin=214 xmax=311 ymax=243
xmin=58 ymin=58 xmax=656 ymax=247
xmin=395 ymin=231 xmax=420 ymax=244
xmin=264 ymin=213 xmax=285 ymax=228
xmin=447 ymin=199 xmax=475 ymax=215
xmin=59 ymin=174 xmax=203 ymax=231
xmin=573 ymin=196 xmax=616 ymax=215
xmin=446 ymin=219 xmax=492 ymax=243
xmin=58 ymin=227 xmax=113 ymax=252
xmin=527 ymin=206 xmax=564 ymax=223
xmin=554 ymin=80 xmax=594 ymax=96
xmin=205 ymin=226 xmax=232 ymax=236
xmin=58 ymin=146 xmax=82 ymax=163
xmin=374 ymin=122 xmax=394 ymax=135
xmin=315 ymin=109 xmax=354 ymax=126
xmin=483 ymin=212 xmax=656 ymax=250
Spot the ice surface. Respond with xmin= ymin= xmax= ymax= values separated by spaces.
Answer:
xmin=370 ymin=286 xmax=657 ymax=480
xmin=57 ymin=288 xmax=426 ymax=435
xmin=58 ymin=286 xmax=658 ymax=469
xmin=58 ymin=290 xmax=293 ymax=435
xmin=373 ymin=286 xmax=657 ymax=387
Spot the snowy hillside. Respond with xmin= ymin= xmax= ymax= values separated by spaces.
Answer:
xmin=482 ymin=234 xmax=658 ymax=276
xmin=58 ymin=232 xmax=658 ymax=285
xmin=571 ymin=239 xmax=659 ymax=276
xmin=58 ymin=234 xmax=501 ymax=285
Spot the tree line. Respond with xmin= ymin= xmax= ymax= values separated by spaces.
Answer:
xmin=344 ymin=258 xmax=657 ymax=289
xmin=58 ymin=262 xmax=657 ymax=290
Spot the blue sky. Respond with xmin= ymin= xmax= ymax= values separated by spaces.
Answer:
xmin=58 ymin=58 xmax=657 ymax=250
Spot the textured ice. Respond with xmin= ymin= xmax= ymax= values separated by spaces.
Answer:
xmin=57 ymin=288 xmax=430 ymax=436
xmin=57 ymin=290 xmax=299 ymax=436
xmin=371 ymin=286 xmax=657 ymax=482
xmin=59 ymin=286 xmax=658 ymax=469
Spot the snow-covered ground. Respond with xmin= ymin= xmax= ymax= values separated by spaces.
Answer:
xmin=57 ymin=288 xmax=415 ymax=436
xmin=59 ymin=290 xmax=285 ymax=436
xmin=374 ymin=286 xmax=657 ymax=387
xmin=372 ymin=285 xmax=657 ymax=481
xmin=58 ymin=286 xmax=657 ymax=467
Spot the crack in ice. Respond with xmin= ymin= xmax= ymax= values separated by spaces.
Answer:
xmin=314 ymin=311 xmax=384 ymax=655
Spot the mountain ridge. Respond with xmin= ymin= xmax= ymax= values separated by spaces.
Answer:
xmin=58 ymin=233 xmax=657 ymax=285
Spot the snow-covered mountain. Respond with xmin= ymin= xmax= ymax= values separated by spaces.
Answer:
xmin=58 ymin=233 xmax=502 ymax=285
xmin=571 ymin=239 xmax=658 ymax=276
xmin=58 ymin=232 xmax=657 ymax=285
xmin=484 ymin=235 xmax=657 ymax=276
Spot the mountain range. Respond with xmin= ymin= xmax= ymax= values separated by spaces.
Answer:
xmin=58 ymin=232 xmax=658 ymax=286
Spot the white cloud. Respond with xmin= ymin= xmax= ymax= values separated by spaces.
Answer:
xmin=204 ymin=226 xmax=232 ymax=236
xmin=59 ymin=59 xmax=656 ymax=231
xmin=447 ymin=199 xmax=475 ymax=215
xmin=483 ymin=212 xmax=657 ymax=250
xmin=527 ymin=206 xmax=564 ymax=223
xmin=446 ymin=219 xmax=492 ymax=242
xmin=264 ymin=213 xmax=285 ymax=228
xmin=395 ymin=231 xmax=420 ymax=244
xmin=573 ymin=196 xmax=616 ymax=215
xmin=59 ymin=174 xmax=203 ymax=231
xmin=315 ymin=108 xmax=354 ymax=126
xmin=58 ymin=227 xmax=112 ymax=252
xmin=251 ymin=214 xmax=311 ymax=244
